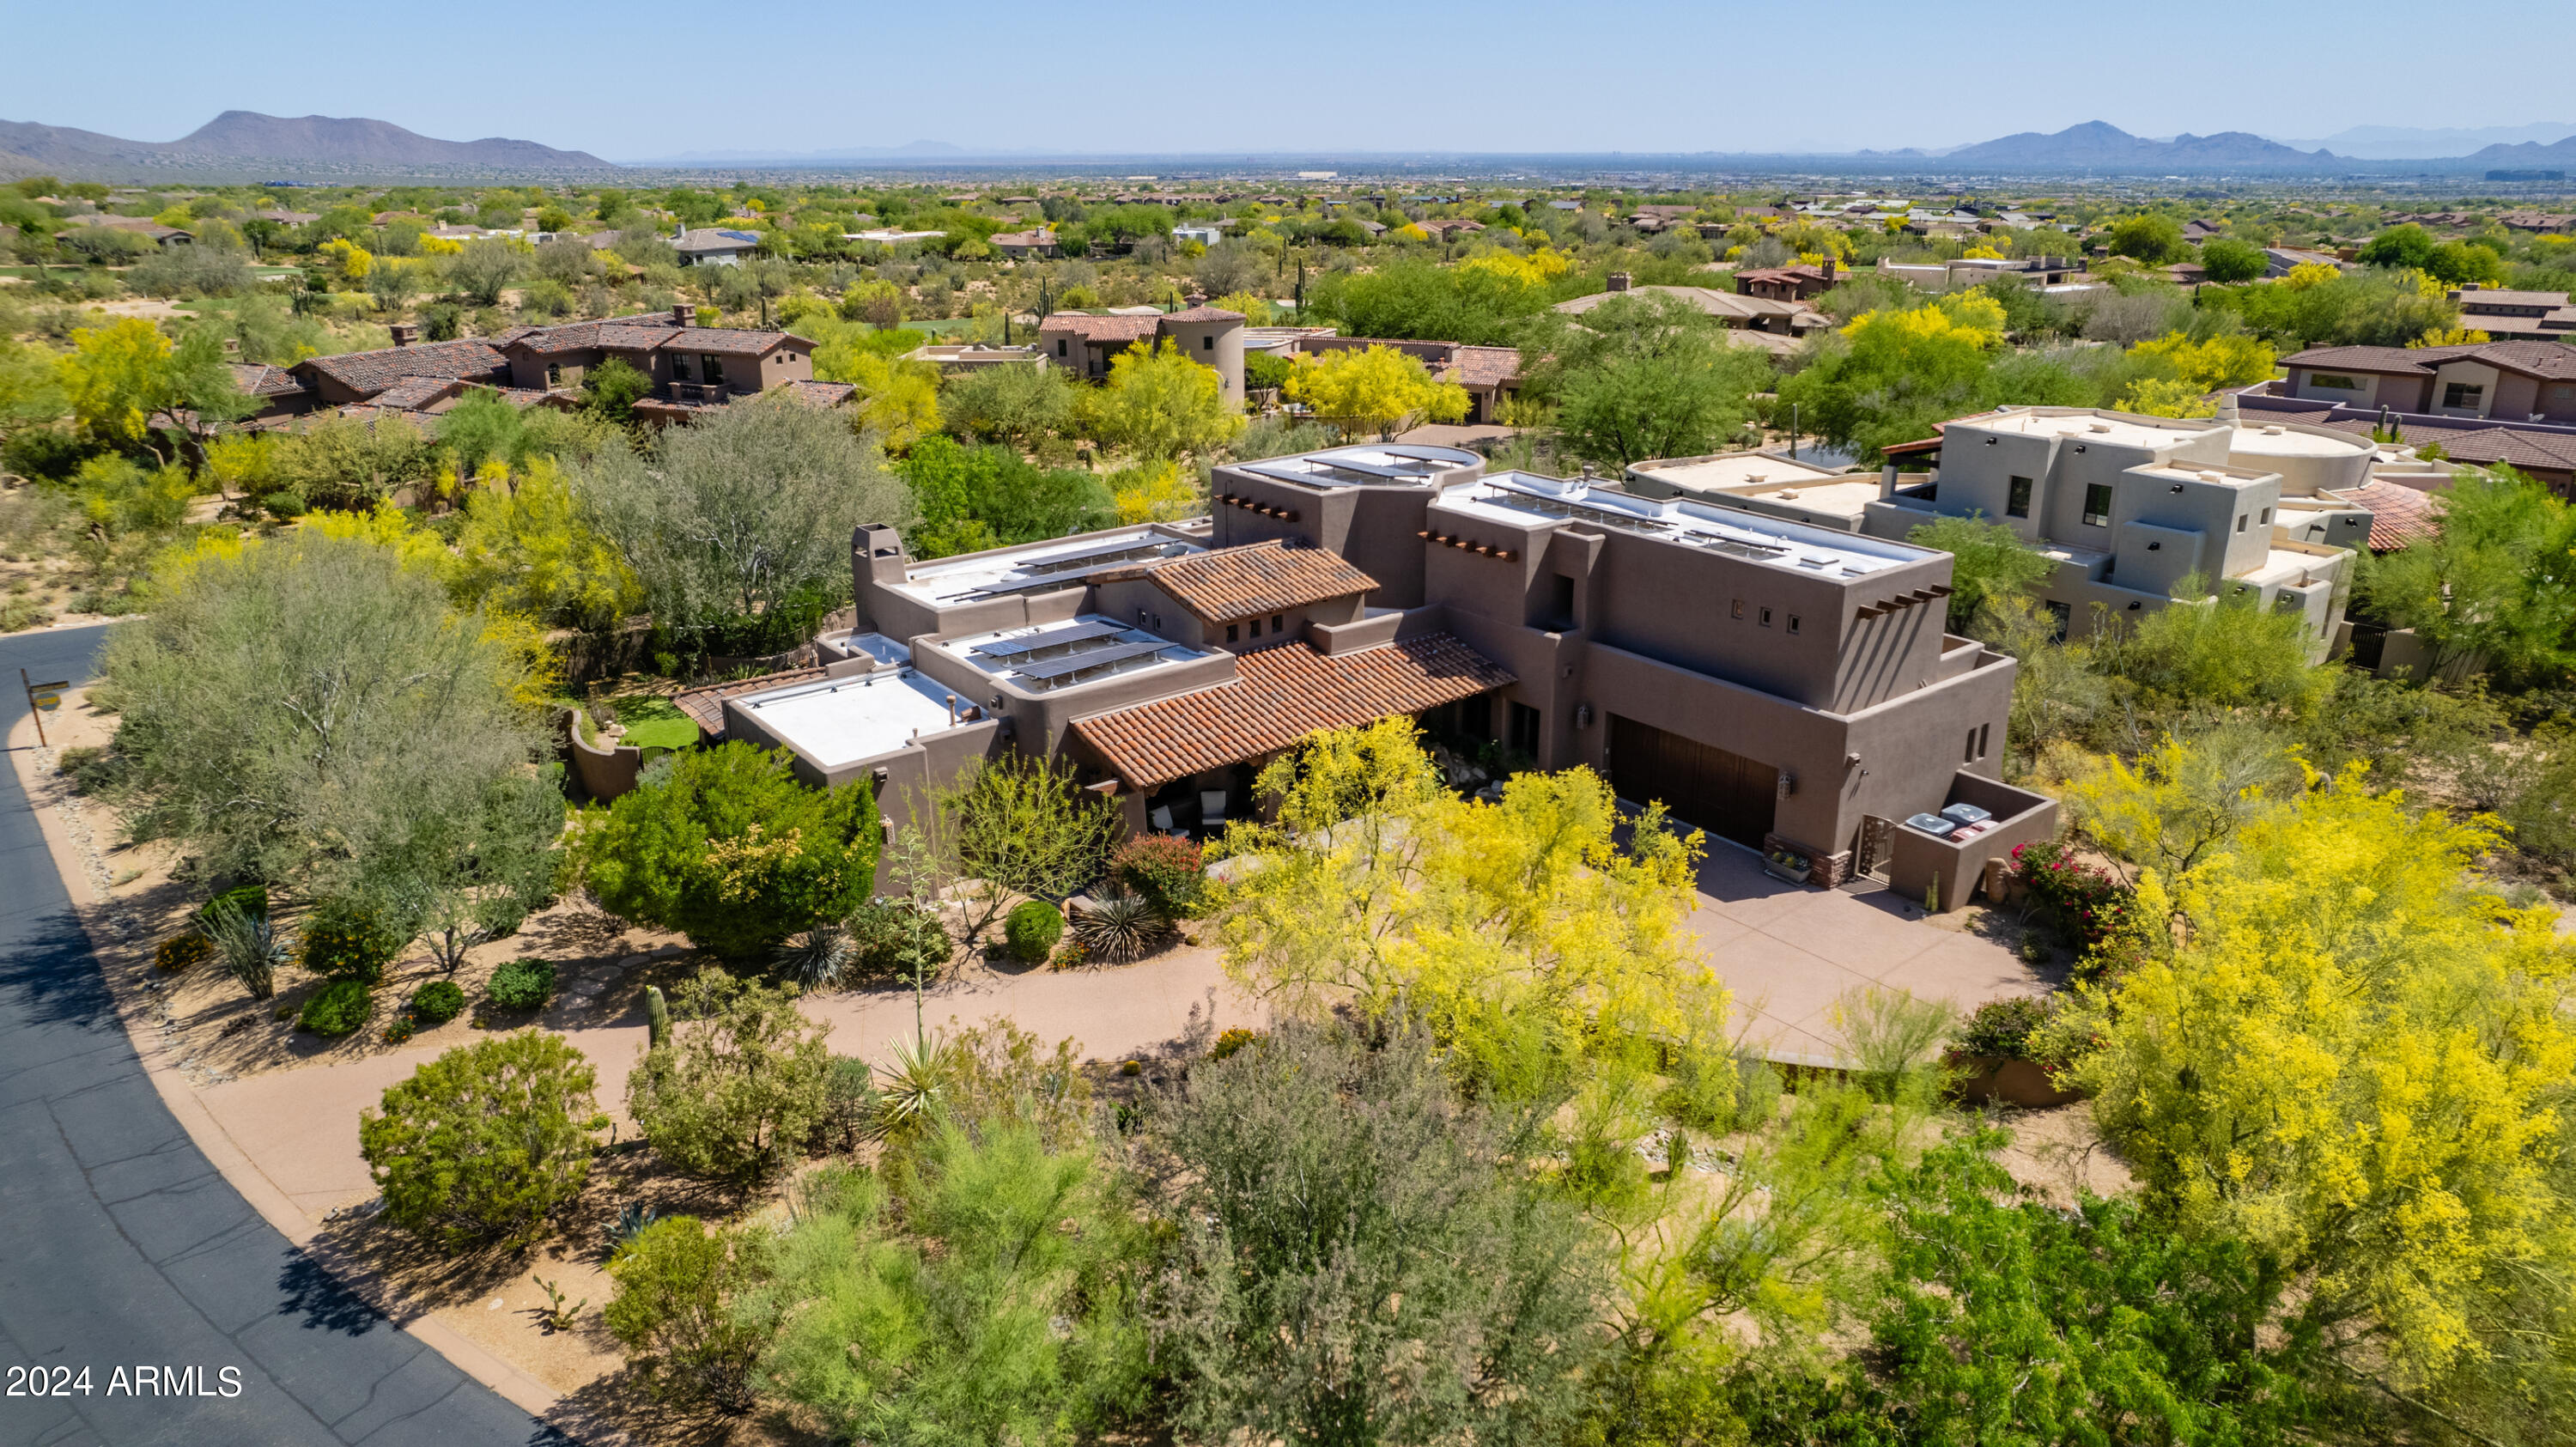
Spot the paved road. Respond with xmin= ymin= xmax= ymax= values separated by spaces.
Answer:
xmin=0 ymin=624 xmax=551 ymax=1447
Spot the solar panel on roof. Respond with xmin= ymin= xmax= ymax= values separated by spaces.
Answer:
xmin=970 ymin=620 xmax=1130 ymax=658
xmin=1009 ymin=639 xmax=1178 ymax=684
xmin=958 ymin=554 xmax=1185 ymax=600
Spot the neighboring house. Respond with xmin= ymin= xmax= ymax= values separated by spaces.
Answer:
xmin=696 ymin=441 xmax=2036 ymax=903
xmin=1172 ymin=222 xmax=1224 ymax=246
xmin=901 ymin=342 xmax=1048 ymax=374
xmin=989 ymin=228 xmax=1058 ymax=259
xmin=251 ymin=208 xmax=319 ymax=225
xmin=2278 ymin=339 xmax=2576 ymax=423
xmin=1856 ymin=407 xmax=2360 ymax=654
xmin=283 ymin=308 xmax=842 ymax=425
xmin=1282 ymin=335 xmax=1522 ymax=424
xmin=222 ymin=362 xmax=319 ymax=422
xmin=674 ymin=226 xmax=762 ymax=266
xmin=2180 ymin=219 xmax=2226 ymax=242
xmin=1735 ymin=260 xmax=1842 ymax=302
xmin=1038 ymin=306 xmax=1247 ymax=403
xmin=69 ymin=216 xmax=191 ymax=247
xmin=848 ymin=228 xmax=945 ymax=245
xmin=1556 ymin=274 xmax=1824 ymax=348
xmin=2447 ymin=285 xmax=2576 ymax=343
xmin=1625 ymin=450 xmax=1874 ymax=528
xmin=2263 ymin=246 xmax=2346 ymax=277
xmin=1419 ymin=218 xmax=1485 ymax=242
xmin=1871 ymin=255 xmax=2086 ymax=291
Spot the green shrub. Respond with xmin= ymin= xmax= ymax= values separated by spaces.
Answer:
xmin=603 ymin=1215 xmax=775 ymax=1414
xmin=485 ymin=958 xmax=556 ymax=1012
xmin=410 ymin=979 xmax=467 ymax=1025
xmin=261 ymin=489 xmax=307 ymax=519
xmin=1109 ymin=831 xmax=1207 ymax=917
xmin=627 ymin=967 xmax=834 ymax=1180
xmin=1003 ymin=900 xmax=1064 ymax=963
xmin=299 ymin=897 xmax=405 ymax=985
xmin=299 ymin=978 xmax=375 ymax=1037
xmin=201 ymin=884 xmax=268 ymax=925
xmin=155 ymin=933 xmax=212 ymax=973
xmin=850 ymin=896 xmax=952 ymax=977
xmin=1954 ymin=994 xmax=2063 ymax=1064
xmin=814 ymin=1055 xmax=878 ymax=1153
xmin=359 ymin=1031 xmax=603 ymax=1249
xmin=577 ymin=742 xmax=881 ymax=958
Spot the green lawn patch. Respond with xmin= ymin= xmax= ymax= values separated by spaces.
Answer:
xmin=612 ymin=696 xmax=698 ymax=751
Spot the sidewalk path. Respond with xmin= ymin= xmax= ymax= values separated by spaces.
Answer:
xmin=0 ymin=623 xmax=550 ymax=1447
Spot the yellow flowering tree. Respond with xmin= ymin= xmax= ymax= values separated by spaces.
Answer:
xmin=1087 ymin=338 xmax=1241 ymax=460
xmin=58 ymin=318 xmax=174 ymax=450
xmin=2068 ymin=767 xmax=2576 ymax=1389
xmin=1218 ymin=718 xmax=1725 ymax=1098
xmin=449 ymin=457 xmax=643 ymax=632
xmin=2130 ymin=330 xmax=2277 ymax=392
xmin=318 ymin=237 xmax=373 ymax=283
xmin=1282 ymin=344 xmax=1470 ymax=440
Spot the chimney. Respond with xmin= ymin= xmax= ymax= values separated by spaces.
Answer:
xmin=671 ymin=303 xmax=693 ymax=328
xmin=1823 ymin=256 xmax=1838 ymax=280
xmin=1606 ymin=271 xmax=1631 ymax=293
xmin=389 ymin=322 xmax=419 ymax=348
xmin=673 ymin=220 xmax=684 ymax=240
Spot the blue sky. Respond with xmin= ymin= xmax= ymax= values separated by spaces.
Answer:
xmin=4 ymin=0 xmax=2566 ymax=159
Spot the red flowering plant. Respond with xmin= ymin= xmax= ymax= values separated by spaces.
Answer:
xmin=2009 ymin=838 xmax=2141 ymax=982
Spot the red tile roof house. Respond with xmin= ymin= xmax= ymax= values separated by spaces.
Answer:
xmin=1735 ymin=259 xmax=1843 ymax=302
xmin=1285 ymin=335 xmax=1524 ymax=424
xmin=282 ymin=307 xmax=848 ymax=426
xmin=1039 ymin=307 xmax=1247 ymax=404
xmin=683 ymin=442 xmax=2040 ymax=909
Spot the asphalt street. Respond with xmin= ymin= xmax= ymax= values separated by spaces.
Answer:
xmin=0 ymin=623 xmax=552 ymax=1447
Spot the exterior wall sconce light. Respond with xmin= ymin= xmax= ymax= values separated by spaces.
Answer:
xmin=1575 ymin=703 xmax=1594 ymax=727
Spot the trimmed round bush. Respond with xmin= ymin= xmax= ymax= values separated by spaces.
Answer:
xmin=155 ymin=933 xmax=213 ymax=974
xmin=300 ymin=979 xmax=375 ymax=1037
xmin=1004 ymin=900 xmax=1064 ymax=964
xmin=410 ymin=979 xmax=467 ymax=1026
xmin=485 ymin=958 xmax=556 ymax=1012
xmin=301 ymin=897 xmax=404 ymax=986
xmin=359 ymin=1031 xmax=601 ymax=1249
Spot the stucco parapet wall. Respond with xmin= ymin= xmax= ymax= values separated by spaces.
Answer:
xmin=563 ymin=707 xmax=642 ymax=801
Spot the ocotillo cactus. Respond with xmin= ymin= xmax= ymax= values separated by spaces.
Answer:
xmin=645 ymin=984 xmax=670 ymax=1049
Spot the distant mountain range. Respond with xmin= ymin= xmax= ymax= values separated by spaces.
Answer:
xmin=0 ymin=111 xmax=609 ymax=179
xmin=2269 ymin=122 xmax=2576 ymax=160
xmin=2 ymin=112 xmax=2573 ymax=180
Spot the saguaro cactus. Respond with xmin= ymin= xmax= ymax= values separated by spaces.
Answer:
xmin=644 ymin=984 xmax=670 ymax=1049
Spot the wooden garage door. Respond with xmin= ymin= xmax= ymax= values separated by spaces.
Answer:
xmin=1608 ymin=714 xmax=1777 ymax=850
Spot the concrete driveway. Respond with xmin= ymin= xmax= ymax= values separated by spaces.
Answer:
xmin=1686 ymin=839 xmax=2048 ymax=1060
xmin=0 ymin=623 xmax=550 ymax=1447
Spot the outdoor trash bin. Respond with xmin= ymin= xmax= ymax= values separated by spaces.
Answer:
xmin=1941 ymin=802 xmax=1993 ymax=825
xmin=1905 ymin=812 xmax=1955 ymax=836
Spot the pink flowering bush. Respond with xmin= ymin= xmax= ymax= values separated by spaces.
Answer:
xmin=2010 ymin=839 xmax=2140 ymax=982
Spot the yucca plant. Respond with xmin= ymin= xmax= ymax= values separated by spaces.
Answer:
xmin=1072 ymin=890 xmax=1168 ymax=965
xmin=775 ymin=921 xmax=856 ymax=990
xmin=873 ymin=1032 xmax=953 ymax=1143
xmin=202 ymin=896 xmax=292 ymax=1000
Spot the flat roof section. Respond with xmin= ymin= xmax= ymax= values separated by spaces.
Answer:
xmin=1447 ymin=472 xmax=1925 ymax=579
xmin=731 ymin=668 xmax=968 ymax=770
xmin=945 ymin=617 xmax=1207 ymax=693
xmin=2228 ymin=423 xmax=2377 ymax=459
xmin=1964 ymin=409 xmax=2225 ymax=451
xmin=1629 ymin=449 xmax=1849 ymax=494
xmin=897 ymin=528 xmax=1206 ymax=605
xmin=1238 ymin=443 xmax=1479 ymax=489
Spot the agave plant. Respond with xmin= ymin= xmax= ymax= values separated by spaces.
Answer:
xmin=774 ymin=921 xmax=857 ymax=990
xmin=601 ymin=1201 xmax=664 ymax=1258
xmin=201 ymin=897 xmax=292 ymax=1001
xmin=1072 ymin=890 xmax=1168 ymax=965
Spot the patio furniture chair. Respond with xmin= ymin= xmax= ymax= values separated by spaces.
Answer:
xmin=1200 ymin=789 xmax=1228 ymax=830
xmin=1151 ymin=805 xmax=1174 ymax=832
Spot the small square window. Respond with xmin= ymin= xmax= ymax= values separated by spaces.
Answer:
xmin=2007 ymin=475 xmax=2032 ymax=518
xmin=2082 ymin=483 xmax=2114 ymax=527
xmin=1759 ymin=607 xmax=1773 ymax=627
xmin=1272 ymin=614 xmax=1285 ymax=632
xmin=1786 ymin=615 xmax=1801 ymax=635
xmin=2259 ymin=507 xmax=2272 ymax=524
xmin=1202 ymin=335 xmax=1213 ymax=351
xmin=2236 ymin=514 xmax=2247 ymax=533
xmin=1056 ymin=339 xmax=1067 ymax=356
xmin=1248 ymin=618 xmax=1261 ymax=637
xmin=1226 ymin=623 xmax=1239 ymax=642
xmin=1965 ymin=728 xmax=1978 ymax=763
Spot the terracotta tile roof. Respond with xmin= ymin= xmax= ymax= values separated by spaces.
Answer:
xmin=295 ymin=338 xmax=509 ymax=399
xmin=1040 ymin=313 xmax=1162 ymax=343
xmin=780 ymin=380 xmax=857 ymax=407
xmin=2285 ymin=340 xmax=2576 ymax=380
xmin=224 ymin=362 xmax=307 ymax=397
xmin=2318 ymin=418 xmax=2576 ymax=473
xmin=1141 ymin=540 xmax=1378 ymax=621
xmin=1071 ymin=634 xmax=1514 ymax=788
xmin=683 ymin=328 xmax=798 ymax=357
xmin=1452 ymin=345 xmax=1522 ymax=388
xmin=2323 ymin=480 xmax=2444 ymax=551
xmin=371 ymin=376 xmax=465 ymax=410
xmin=671 ymin=667 xmax=827 ymax=735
